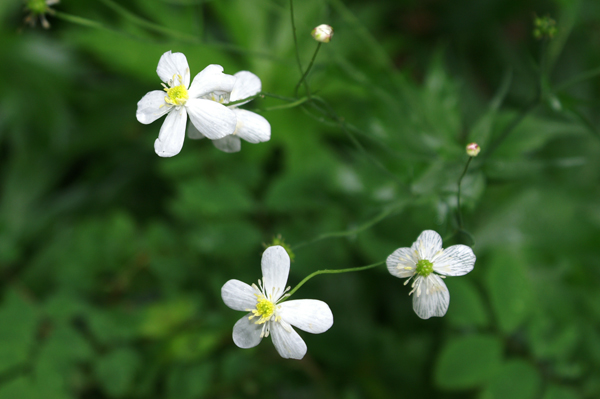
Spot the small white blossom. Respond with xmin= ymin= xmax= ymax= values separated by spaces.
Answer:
xmin=221 ymin=246 xmax=333 ymax=360
xmin=466 ymin=142 xmax=481 ymax=157
xmin=136 ymin=51 xmax=237 ymax=157
xmin=311 ymin=24 xmax=334 ymax=43
xmin=188 ymin=71 xmax=271 ymax=153
xmin=386 ymin=230 xmax=476 ymax=319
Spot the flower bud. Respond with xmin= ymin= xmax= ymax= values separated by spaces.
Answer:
xmin=311 ymin=24 xmax=333 ymax=43
xmin=533 ymin=15 xmax=557 ymax=40
xmin=466 ymin=143 xmax=480 ymax=157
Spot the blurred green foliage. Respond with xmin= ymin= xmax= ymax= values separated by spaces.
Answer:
xmin=1 ymin=0 xmax=600 ymax=398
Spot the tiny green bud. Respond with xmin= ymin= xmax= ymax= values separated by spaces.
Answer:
xmin=264 ymin=235 xmax=295 ymax=262
xmin=311 ymin=24 xmax=333 ymax=43
xmin=466 ymin=142 xmax=480 ymax=157
xmin=24 ymin=0 xmax=59 ymax=29
xmin=533 ymin=15 xmax=557 ymax=40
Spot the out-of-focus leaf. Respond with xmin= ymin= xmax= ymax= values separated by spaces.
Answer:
xmin=139 ymin=297 xmax=198 ymax=339
xmin=480 ymin=360 xmax=541 ymax=399
xmin=484 ymin=249 xmax=534 ymax=334
xmin=434 ymin=334 xmax=503 ymax=390
xmin=543 ymin=385 xmax=580 ymax=399
xmin=95 ymin=348 xmax=141 ymax=398
xmin=0 ymin=290 xmax=39 ymax=374
xmin=445 ymin=278 xmax=489 ymax=328
xmin=166 ymin=363 xmax=214 ymax=399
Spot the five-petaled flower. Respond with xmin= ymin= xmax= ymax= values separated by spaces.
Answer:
xmin=386 ymin=230 xmax=476 ymax=319
xmin=221 ymin=246 xmax=334 ymax=359
xmin=188 ymin=71 xmax=271 ymax=153
xmin=136 ymin=51 xmax=238 ymax=157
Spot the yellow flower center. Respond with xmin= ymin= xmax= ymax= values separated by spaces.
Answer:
xmin=250 ymin=297 xmax=276 ymax=325
xmin=164 ymin=84 xmax=188 ymax=106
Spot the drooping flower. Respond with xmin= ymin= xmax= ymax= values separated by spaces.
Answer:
xmin=188 ymin=71 xmax=270 ymax=153
xmin=386 ymin=230 xmax=476 ymax=319
xmin=221 ymin=246 xmax=333 ymax=359
xmin=136 ymin=51 xmax=238 ymax=157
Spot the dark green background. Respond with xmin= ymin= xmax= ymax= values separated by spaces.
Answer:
xmin=1 ymin=0 xmax=599 ymax=398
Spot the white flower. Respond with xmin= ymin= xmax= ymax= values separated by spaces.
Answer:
xmin=386 ymin=230 xmax=476 ymax=319
xmin=188 ymin=71 xmax=271 ymax=153
xmin=221 ymin=246 xmax=333 ymax=359
xmin=136 ymin=51 xmax=238 ymax=157
xmin=311 ymin=24 xmax=334 ymax=43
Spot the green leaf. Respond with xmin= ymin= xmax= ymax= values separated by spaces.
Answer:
xmin=480 ymin=360 xmax=541 ymax=399
xmin=484 ymin=249 xmax=533 ymax=334
xmin=0 ymin=290 xmax=39 ymax=373
xmin=445 ymin=279 xmax=489 ymax=328
xmin=543 ymin=385 xmax=580 ymax=399
xmin=166 ymin=363 xmax=214 ymax=399
xmin=434 ymin=334 xmax=503 ymax=390
xmin=95 ymin=348 xmax=141 ymax=398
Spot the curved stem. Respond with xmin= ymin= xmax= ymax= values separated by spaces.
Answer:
xmin=292 ymin=202 xmax=405 ymax=250
xmin=286 ymin=261 xmax=385 ymax=299
xmin=294 ymin=43 xmax=322 ymax=98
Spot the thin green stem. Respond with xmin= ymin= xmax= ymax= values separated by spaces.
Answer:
xmin=289 ymin=0 xmax=305 ymax=79
xmin=286 ymin=261 xmax=385 ymax=299
xmin=54 ymin=11 xmax=136 ymax=38
xmin=292 ymin=202 xmax=406 ymax=250
xmin=294 ymin=43 xmax=322 ymax=98
xmin=258 ymin=97 xmax=310 ymax=112
xmin=98 ymin=0 xmax=201 ymax=43
xmin=456 ymin=157 xmax=473 ymax=230
xmin=556 ymin=66 xmax=600 ymax=91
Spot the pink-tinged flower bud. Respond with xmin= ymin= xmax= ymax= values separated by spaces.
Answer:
xmin=311 ymin=24 xmax=334 ymax=43
xmin=466 ymin=143 xmax=481 ymax=157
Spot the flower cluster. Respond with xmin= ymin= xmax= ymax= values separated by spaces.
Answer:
xmin=221 ymin=231 xmax=475 ymax=360
xmin=136 ymin=51 xmax=270 ymax=157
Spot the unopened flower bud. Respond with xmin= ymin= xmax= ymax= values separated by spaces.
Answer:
xmin=466 ymin=143 xmax=480 ymax=157
xmin=533 ymin=15 xmax=557 ymax=40
xmin=312 ymin=24 xmax=333 ymax=43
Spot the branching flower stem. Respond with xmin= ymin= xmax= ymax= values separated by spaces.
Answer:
xmin=294 ymin=43 xmax=322 ymax=98
xmin=286 ymin=261 xmax=385 ymax=299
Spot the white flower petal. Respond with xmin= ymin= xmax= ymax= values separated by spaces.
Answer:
xmin=231 ymin=109 xmax=271 ymax=144
xmin=412 ymin=275 xmax=450 ymax=319
xmin=187 ymin=123 xmax=205 ymax=140
xmin=188 ymin=64 xmax=236 ymax=98
xmin=156 ymin=51 xmax=190 ymax=88
xmin=279 ymin=299 xmax=333 ymax=334
xmin=186 ymin=99 xmax=237 ymax=140
xmin=222 ymin=279 xmax=258 ymax=311
xmin=412 ymin=230 xmax=443 ymax=261
xmin=261 ymin=246 xmax=290 ymax=300
xmin=270 ymin=322 xmax=307 ymax=360
xmin=432 ymin=244 xmax=476 ymax=276
xmin=232 ymin=315 xmax=263 ymax=349
xmin=154 ymin=108 xmax=187 ymax=157
xmin=136 ymin=90 xmax=171 ymax=125
xmin=230 ymin=71 xmax=262 ymax=104
xmin=386 ymin=247 xmax=418 ymax=278
xmin=213 ymin=135 xmax=241 ymax=153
